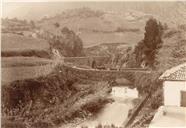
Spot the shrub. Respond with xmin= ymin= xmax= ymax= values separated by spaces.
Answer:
xmin=150 ymin=89 xmax=163 ymax=109
xmin=172 ymin=40 xmax=186 ymax=58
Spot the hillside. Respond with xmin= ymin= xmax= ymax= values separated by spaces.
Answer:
xmin=36 ymin=2 xmax=186 ymax=47
xmin=37 ymin=7 xmax=145 ymax=47
xmin=156 ymin=27 xmax=186 ymax=72
xmin=85 ymin=42 xmax=130 ymax=56
xmin=2 ymin=33 xmax=49 ymax=52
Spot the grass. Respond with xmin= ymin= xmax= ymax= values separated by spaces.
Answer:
xmin=2 ymin=63 xmax=111 ymax=128
xmin=38 ymin=8 xmax=145 ymax=48
xmin=1 ymin=56 xmax=54 ymax=84
xmin=1 ymin=50 xmax=51 ymax=58
xmin=1 ymin=33 xmax=51 ymax=58
xmin=1 ymin=64 xmax=54 ymax=85
xmin=2 ymin=33 xmax=49 ymax=51
xmin=156 ymin=28 xmax=186 ymax=72
xmin=80 ymin=31 xmax=143 ymax=47
xmin=1 ymin=57 xmax=53 ymax=68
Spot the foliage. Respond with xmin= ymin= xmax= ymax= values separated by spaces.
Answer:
xmin=2 ymin=64 xmax=111 ymax=128
xmin=150 ymin=88 xmax=163 ymax=109
xmin=53 ymin=22 xmax=60 ymax=28
xmin=49 ymin=27 xmax=85 ymax=57
xmin=134 ymin=71 xmax=162 ymax=96
xmin=125 ymin=52 xmax=138 ymax=68
xmin=172 ymin=40 xmax=186 ymax=58
xmin=134 ymin=18 xmax=163 ymax=69
xmin=1 ymin=33 xmax=50 ymax=58
xmin=2 ymin=57 xmax=52 ymax=68
xmin=178 ymin=24 xmax=186 ymax=31
xmin=163 ymin=29 xmax=181 ymax=38
xmin=30 ymin=20 xmax=36 ymax=29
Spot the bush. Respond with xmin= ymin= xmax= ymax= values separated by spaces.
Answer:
xmin=150 ymin=89 xmax=163 ymax=109
xmin=1 ymin=50 xmax=51 ymax=58
xmin=163 ymin=29 xmax=180 ymax=38
xmin=49 ymin=27 xmax=85 ymax=57
xmin=172 ymin=40 xmax=186 ymax=58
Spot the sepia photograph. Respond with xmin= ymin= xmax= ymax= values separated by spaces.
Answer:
xmin=1 ymin=0 xmax=186 ymax=128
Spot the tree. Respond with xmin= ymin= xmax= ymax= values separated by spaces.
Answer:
xmin=134 ymin=18 xmax=163 ymax=69
xmin=30 ymin=20 xmax=36 ymax=28
xmin=50 ymin=27 xmax=84 ymax=57
xmin=54 ymin=22 xmax=60 ymax=28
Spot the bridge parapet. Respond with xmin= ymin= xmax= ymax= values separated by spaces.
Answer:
xmin=63 ymin=56 xmax=110 ymax=67
xmin=62 ymin=64 xmax=150 ymax=87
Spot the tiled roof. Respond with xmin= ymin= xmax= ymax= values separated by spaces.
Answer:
xmin=159 ymin=63 xmax=186 ymax=81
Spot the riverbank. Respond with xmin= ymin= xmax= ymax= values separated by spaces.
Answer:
xmin=2 ymin=64 xmax=112 ymax=128
xmin=67 ymin=87 xmax=138 ymax=128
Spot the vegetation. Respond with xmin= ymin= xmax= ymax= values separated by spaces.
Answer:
xmin=126 ymin=19 xmax=186 ymax=127
xmin=2 ymin=64 xmax=111 ymax=128
xmin=2 ymin=6 xmax=186 ymax=128
xmin=81 ymin=124 xmax=123 ymax=128
xmin=2 ymin=64 xmax=54 ymax=85
xmin=1 ymin=33 xmax=50 ymax=58
xmin=171 ymin=39 xmax=186 ymax=58
xmin=1 ymin=57 xmax=52 ymax=68
xmin=48 ymin=27 xmax=85 ymax=57
xmin=2 ymin=18 xmax=35 ymax=32
xmin=134 ymin=18 xmax=163 ymax=68
xmin=2 ymin=50 xmax=51 ymax=58
xmin=37 ymin=7 xmax=144 ymax=47
xmin=53 ymin=22 xmax=60 ymax=28
xmin=115 ymin=27 xmax=140 ymax=33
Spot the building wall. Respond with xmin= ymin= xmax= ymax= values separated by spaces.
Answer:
xmin=164 ymin=81 xmax=186 ymax=106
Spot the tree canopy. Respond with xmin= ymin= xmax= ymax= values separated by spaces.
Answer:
xmin=134 ymin=18 xmax=163 ymax=69
xmin=50 ymin=27 xmax=84 ymax=57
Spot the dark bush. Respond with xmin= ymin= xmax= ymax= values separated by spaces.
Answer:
xmin=1 ymin=50 xmax=51 ymax=58
xmin=172 ymin=40 xmax=186 ymax=58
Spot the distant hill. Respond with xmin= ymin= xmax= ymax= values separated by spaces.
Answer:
xmin=37 ymin=7 xmax=146 ymax=47
xmin=2 ymin=18 xmax=34 ymax=33
xmin=36 ymin=2 xmax=186 ymax=47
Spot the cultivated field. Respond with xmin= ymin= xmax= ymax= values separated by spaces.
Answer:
xmin=2 ymin=57 xmax=53 ymax=67
xmin=1 ymin=33 xmax=51 ymax=58
xmin=2 ymin=64 xmax=54 ymax=85
xmin=2 ymin=33 xmax=49 ymax=52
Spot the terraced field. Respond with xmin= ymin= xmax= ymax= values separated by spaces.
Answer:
xmin=1 ymin=33 xmax=50 ymax=58
xmin=2 ymin=57 xmax=53 ymax=67
xmin=1 ymin=56 xmax=53 ymax=85
xmin=2 ymin=64 xmax=54 ymax=85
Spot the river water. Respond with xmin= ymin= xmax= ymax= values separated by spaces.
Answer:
xmin=77 ymin=86 xmax=138 ymax=128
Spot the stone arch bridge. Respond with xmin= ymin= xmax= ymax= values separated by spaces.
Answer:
xmin=63 ymin=64 xmax=150 ymax=88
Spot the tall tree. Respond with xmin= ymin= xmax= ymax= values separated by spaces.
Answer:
xmin=134 ymin=18 xmax=163 ymax=68
xmin=50 ymin=27 xmax=84 ymax=57
xmin=54 ymin=22 xmax=60 ymax=28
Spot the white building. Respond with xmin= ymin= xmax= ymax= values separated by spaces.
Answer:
xmin=159 ymin=63 xmax=186 ymax=107
xmin=149 ymin=63 xmax=186 ymax=128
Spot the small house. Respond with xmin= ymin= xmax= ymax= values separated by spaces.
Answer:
xmin=159 ymin=63 xmax=186 ymax=107
xmin=149 ymin=63 xmax=186 ymax=128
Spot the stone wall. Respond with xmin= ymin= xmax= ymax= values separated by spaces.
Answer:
xmin=63 ymin=65 xmax=149 ymax=86
xmin=64 ymin=56 xmax=110 ymax=67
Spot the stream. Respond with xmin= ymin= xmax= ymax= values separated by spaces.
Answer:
xmin=77 ymin=86 xmax=138 ymax=128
